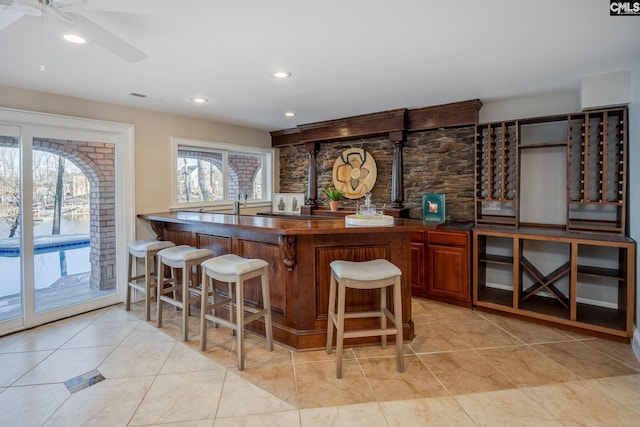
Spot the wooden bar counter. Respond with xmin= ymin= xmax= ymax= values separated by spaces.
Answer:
xmin=139 ymin=211 xmax=428 ymax=350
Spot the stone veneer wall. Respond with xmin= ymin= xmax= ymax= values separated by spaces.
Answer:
xmin=278 ymin=126 xmax=475 ymax=221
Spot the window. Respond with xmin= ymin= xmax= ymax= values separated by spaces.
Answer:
xmin=172 ymin=137 xmax=273 ymax=208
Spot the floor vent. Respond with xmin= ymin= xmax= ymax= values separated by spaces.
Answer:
xmin=64 ymin=369 xmax=105 ymax=393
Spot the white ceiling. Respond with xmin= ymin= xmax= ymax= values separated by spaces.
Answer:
xmin=1 ymin=0 xmax=639 ymax=131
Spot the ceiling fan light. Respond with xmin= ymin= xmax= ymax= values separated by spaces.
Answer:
xmin=62 ymin=33 xmax=87 ymax=44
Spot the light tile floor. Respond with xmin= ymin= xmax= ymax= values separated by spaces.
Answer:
xmin=1 ymin=298 xmax=640 ymax=426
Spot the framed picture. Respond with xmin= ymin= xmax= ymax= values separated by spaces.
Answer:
xmin=423 ymin=193 xmax=446 ymax=223
xmin=272 ymin=193 xmax=287 ymax=213
xmin=286 ymin=193 xmax=305 ymax=215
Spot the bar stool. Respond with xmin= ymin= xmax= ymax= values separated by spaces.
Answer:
xmin=156 ymin=245 xmax=213 ymax=341
xmin=126 ymin=239 xmax=176 ymax=321
xmin=326 ymin=259 xmax=404 ymax=378
xmin=200 ymin=254 xmax=273 ymax=371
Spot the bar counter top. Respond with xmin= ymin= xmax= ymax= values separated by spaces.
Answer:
xmin=139 ymin=211 xmax=430 ymax=236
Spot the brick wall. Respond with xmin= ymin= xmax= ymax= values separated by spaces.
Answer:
xmin=38 ymin=139 xmax=116 ymax=291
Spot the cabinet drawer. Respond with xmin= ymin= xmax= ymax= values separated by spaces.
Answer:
xmin=428 ymin=230 xmax=468 ymax=247
xmin=411 ymin=230 xmax=425 ymax=243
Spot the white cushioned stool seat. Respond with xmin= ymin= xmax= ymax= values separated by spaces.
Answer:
xmin=157 ymin=245 xmax=214 ymax=264
xmin=128 ymin=239 xmax=175 ymax=258
xmin=202 ymin=254 xmax=268 ymax=276
xmin=126 ymin=239 xmax=176 ymax=321
xmin=200 ymin=254 xmax=273 ymax=370
xmin=330 ymin=259 xmax=402 ymax=281
xmin=156 ymin=245 xmax=213 ymax=341
xmin=326 ymin=258 xmax=404 ymax=378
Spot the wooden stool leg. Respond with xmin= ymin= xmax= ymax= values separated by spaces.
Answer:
xmin=125 ymin=253 xmax=133 ymax=312
xmin=393 ymin=276 xmax=404 ymax=373
xmin=143 ymin=252 xmax=153 ymax=321
xmin=261 ymin=269 xmax=273 ymax=351
xmin=335 ymin=280 xmax=347 ymax=379
xmin=228 ymin=282 xmax=235 ymax=336
xmin=181 ymin=266 xmax=189 ymax=342
xmin=200 ymin=269 xmax=208 ymax=351
xmin=210 ymin=276 xmax=218 ymax=327
xmin=380 ymin=286 xmax=387 ymax=349
xmin=156 ymin=259 xmax=165 ymax=328
xmin=326 ymin=272 xmax=337 ymax=354
xmin=236 ymin=278 xmax=245 ymax=370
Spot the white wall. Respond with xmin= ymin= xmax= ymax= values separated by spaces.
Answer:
xmin=479 ymin=91 xmax=581 ymax=123
xmin=0 ymin=85 xmax=272 ymax=240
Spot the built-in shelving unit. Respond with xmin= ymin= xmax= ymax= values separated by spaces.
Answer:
xmin=473 ymin=107 xmax=635 ymax=341
xmin=474 ymin=107 xmax=627 ymax=233
xmin=474 ymin=227 xmax=635 ymax=339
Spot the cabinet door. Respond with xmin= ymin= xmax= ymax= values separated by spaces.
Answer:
xmin=411 ymin=240 xmax=427 ymax=298
xmin=428 ymin=244 xmax=470 ymax=303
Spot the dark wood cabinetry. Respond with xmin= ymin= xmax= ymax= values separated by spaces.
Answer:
xmin=411 ymin=229 xmax=471 ymax=308
xmin=411 ymin=231 xmax=427 ymax=296
xmin=472 ymin=107 xmax=635 ymax=341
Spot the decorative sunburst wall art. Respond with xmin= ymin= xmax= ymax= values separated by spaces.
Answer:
xmin=332 ymin=148 xmax=377 ymax=199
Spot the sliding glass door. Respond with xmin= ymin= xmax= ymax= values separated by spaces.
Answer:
xmin=0 ymin=124 xmax=23 ymax=330
xmin=0 ymin=110 xmax=133 ymax=335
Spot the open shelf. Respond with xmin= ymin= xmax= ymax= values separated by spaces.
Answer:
xmin=577 ymin=265 xmax=624 ymax=280
xmin=519 ymin=294 xmax=570 ymax=320
xmin=476 ymin=286 xmax=513 ymax=308
xmin=473 ymin=227 xmax=635 ymax=340
xmin=576 ymin=302 xmax=626 ymax=331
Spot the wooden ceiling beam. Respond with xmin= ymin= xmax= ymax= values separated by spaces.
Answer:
xmin=270 ymin=99 xmax=482 ymax=147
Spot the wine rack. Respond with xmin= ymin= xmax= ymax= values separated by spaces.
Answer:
xmin=475 ymin=107 xmax=628 ymax=234
xmin=474 ymin=121 xmax=517 ymax=226
xmin=567 ymin=108 xmax=626 ymax=232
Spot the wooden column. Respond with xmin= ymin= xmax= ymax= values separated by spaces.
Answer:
xmin=390 ymin=131 xmax=405 ymax=208
xmin=306 ymin=141 xmax=319 ymax=206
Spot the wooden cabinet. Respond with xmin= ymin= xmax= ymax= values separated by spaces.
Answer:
xmin=411 ymin=229 xmax=471 ymax=308
xmin=410 ymin=231 xmax=427 ymax=296
xmin=474 ymin=227 xmax=635 ymax=340
xmin=428 ymin=231 xmax=471 ymax=307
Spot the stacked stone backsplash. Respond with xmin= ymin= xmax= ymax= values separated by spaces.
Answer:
xmin=278 ymin=126 xmax=475 ymax=221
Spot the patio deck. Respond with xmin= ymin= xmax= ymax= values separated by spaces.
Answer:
xmin=0 ymin=272 xmax=115 ymax=320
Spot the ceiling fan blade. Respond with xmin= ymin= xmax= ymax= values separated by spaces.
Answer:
xmin=50 ymin=9 xmax=147 ymax=62
xmin=0 ymin=6 xmax=26 ymax=30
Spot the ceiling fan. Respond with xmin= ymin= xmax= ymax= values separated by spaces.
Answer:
xmin=0 ymin=0 xmax=148 ymax=62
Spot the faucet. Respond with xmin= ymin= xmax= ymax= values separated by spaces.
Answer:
xmin=233 ymin=194 xmax=248 ymax=216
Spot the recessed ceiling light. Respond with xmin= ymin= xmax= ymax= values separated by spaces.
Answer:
xmin=273 ymin=71 xmax=291 ymax=79
xmin=62 ymin=33 xmax=87 ymax=44
xmin=191 ymin=97 xmax=208 ymax=104
xmin=284 ymin=112 xmax=296 ymax=117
